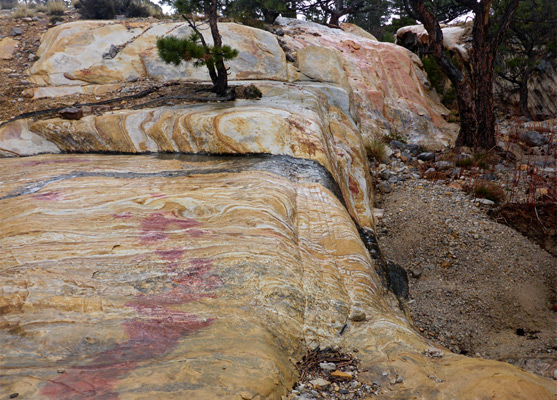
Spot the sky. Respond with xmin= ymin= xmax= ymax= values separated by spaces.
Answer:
xmin=154 ymin=0 xmax=173 ymax=14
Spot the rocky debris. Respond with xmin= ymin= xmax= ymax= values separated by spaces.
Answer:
xmin=520 ymin=130 xmax=549 ymax=147
xmin=423 ymin=347 xmax=444 ymax=359
xmin=288 ymin=348 xmax=378 ymax=400
xmin=376 ymin=181 xmax=392 ymax=194
xmin=375 ymin=176 xmax=556 ymax=378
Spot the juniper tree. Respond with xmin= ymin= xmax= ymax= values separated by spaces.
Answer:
xmin=406 ymin=0 xmax=520 ymax=149
xmin=157 ymin=0 xmax=238 ymax=96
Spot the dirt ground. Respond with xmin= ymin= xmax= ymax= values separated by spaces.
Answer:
xmin=375 ymin=177 xmax=556 ymax=379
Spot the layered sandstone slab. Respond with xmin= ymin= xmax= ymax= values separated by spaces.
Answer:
xmin=21 ymin=19 xmax=456 ymax=148
xmin=0 ymin=154 xmax=554 ymax=399
xmin=0 ymin=82 xmax=375 ymax=229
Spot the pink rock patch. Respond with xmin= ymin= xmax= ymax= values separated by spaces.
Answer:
xmin=32 ymin=191 xmax=62 ymax=201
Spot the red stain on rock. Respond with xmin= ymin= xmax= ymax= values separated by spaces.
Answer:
xmin=348 ymin=176 xmax=359 ymax=195
xmin=32 ymin=191 xmax=62 ymax=201
xmin=41 ymin=311 xmax=213 ymax=400
xmin=155 ymin=248 xmax=185 ymax=262
xmin=140 ymin=212 xmax=204 ymax=243
xmin=41 ymin=215 xmax=222 ymax=400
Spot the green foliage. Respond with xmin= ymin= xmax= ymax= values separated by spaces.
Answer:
xmin=382 ymin=32 xmax=395 ymax=43
xmin=421 ymin=53 xmax=458 ymax=109
xmin=157 ymin=33 xmax=238 ymax=70
xmin=495 ymin=0 xmax=557 ymax=116
xmin=422 ymin=55 xmax=443 ymax=92
xmin=226 ymin=0 xmax=286 ymax=24
xmin=74 ymin=0 xmax=159 ymax=19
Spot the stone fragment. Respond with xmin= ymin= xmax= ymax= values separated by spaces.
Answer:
xmin=348 ymin=308 xmax=366 ymax=321
xmin=310 ymin=378 xmax=331 ymax=390
xmin=102 ymin=44 xmax=119 ymax=59
xmin=59 ymin=107 xmax=84 ymax=120
xmin=417 ymin=152 xmax=435 ymax=161
xmin=434 ymin=161 xmax=454 ymax=170
xmin=0 ymin=37 xmax=17 ymax=60
xmin=319 ymin=362 xmax=337 ymax=371
xmin=330 ymin=370 xmax=353 ymax=381
xmin=406 ymin=143 xmax=420 ymax=155
xmin=423 ymin=347 xmax=445 ymax=358
xmin=520 ymin=131 xmax=548 ymax=147
xmin=388 ymin=176 xmax=398 ymax=184
xmin=389 ymin=140 xmax=406 ymax=150
xmin=377 ymin=182 xmax=392 ymax=194
xmin=474 ymin=198 xmax=495 ymax=206
xmin=10 ymin=27 xmax=23 ymax=36
xmin=380 ymin=169 xmax=394 ymax=180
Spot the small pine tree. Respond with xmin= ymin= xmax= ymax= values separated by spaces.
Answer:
xmin=156 ymin=0 xmax=238 ymax=96
xmin=157 ymin=33 xmax=238 ymax=96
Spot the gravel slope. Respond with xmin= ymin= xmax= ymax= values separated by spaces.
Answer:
xmin=375 ymin=178 xmax=556 ymax=379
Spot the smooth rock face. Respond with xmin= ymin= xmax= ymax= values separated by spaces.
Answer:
xmin=0 ymin=154 xmax=554 ymax=399
xmin=22 ymin=18 xmax=456 ymax=148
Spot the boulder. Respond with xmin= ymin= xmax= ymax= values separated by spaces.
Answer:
xmin=520 ymin=130 xmax=548 ymax=147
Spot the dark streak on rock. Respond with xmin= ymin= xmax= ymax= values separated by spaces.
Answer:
xmin=358 ymin=228 xmax=409 ymax=304
xmin=0 ymin=154 xmax=345 ymax=209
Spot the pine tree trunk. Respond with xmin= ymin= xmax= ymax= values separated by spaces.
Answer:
xmin=518 ymin=67 xmax=533 ymax=119
xmin=208 ymin=0 xmax=228 ymax=96
xmin=464 ymin=4 xmax=496 ymax=149
xmin=263 ymin=10 xmax=279 ymax=24
xmin=410 ymin=0 xmax=519 ymax=150
xmin=328 ymin=13 xmax=341 ymax=26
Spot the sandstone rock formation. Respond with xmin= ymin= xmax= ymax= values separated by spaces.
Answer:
xmin=0 ymin=19 xmax=555 ymax=400
xmin=17 ymin=18 xmax=456 ymax=148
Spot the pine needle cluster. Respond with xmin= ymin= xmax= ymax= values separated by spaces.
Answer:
xmin=156 ymin=33 xmax=238 ymax=70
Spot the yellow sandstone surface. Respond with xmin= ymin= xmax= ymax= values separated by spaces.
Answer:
xmin=0 ymin=154 xmax=554 ymax=399
xmin=0 ymin=82 xmax=375 ymax=229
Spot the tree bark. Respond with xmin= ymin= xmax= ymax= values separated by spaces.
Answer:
xmin=208 ymin=0 xmax=228 ymax=96
xmin=468 ymin=2 xmax=496 ymax=149
xmin=518 ymin=66 xmax=533 ymax=119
